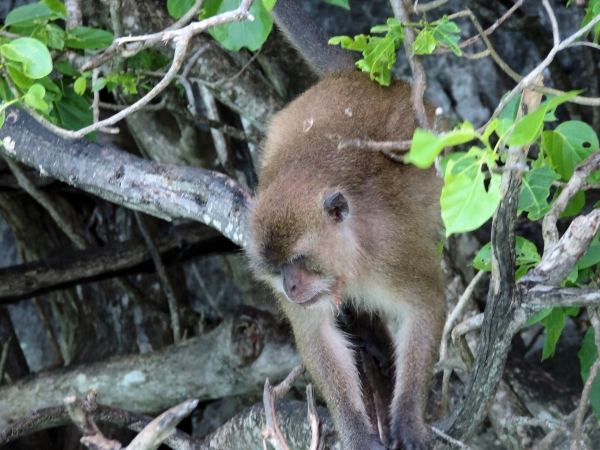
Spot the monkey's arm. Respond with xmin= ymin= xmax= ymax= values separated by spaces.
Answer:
xmin=270 ymin=0 xmax=356 ymax=76
xmin=386 ymin=295 xmax=446 ymax=450
xmin=278 ymin=298 xmax=386 ymax=450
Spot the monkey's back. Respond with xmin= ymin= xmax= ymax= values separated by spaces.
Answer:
xmin=256 ymin=71 xmax=443 ymax=287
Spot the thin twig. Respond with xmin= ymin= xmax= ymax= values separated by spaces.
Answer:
xmin=413 ymin=0 xmax=449 ymax=14
xmin=430 ymin=426 xmax=471 ymax=448
xmin=0 ymin=337 xmax=12 ymax=386
xmin=440 ymin=270 xmax=484 ymax=360
xmin=542 ymin=0 xmax=560 ymax=48
xmin=80 ymin=0 xmax=205 ymax=71
xmin=272 ymin=364 xmax=306 ymax=399
xmin=571 ymin=307 xmax=600 ymax=449
xmin=262 ymin=378 xmax=290 ymax=450
xmin=306 ymin=385 xmax=320 ymax=450
xmin=1 ymin=155 xmax=91 ymax=249
xmin=33 ymin=298 xmax=65 ymax=367
xmin=391 ymin=0 xmax=430 ymax=129
xmin=482 ymin=13 xmax=600 ymax=130
xmin=133 ymin=211 xmax=181 ymax=344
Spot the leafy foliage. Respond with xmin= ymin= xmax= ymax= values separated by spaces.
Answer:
xmin=413 ymin=15 xmax=461 ymax=56
xmin=579 ymin=326 xmax=600 ymax=418
xmin=329 ymin=19 xmax=404 ymax=86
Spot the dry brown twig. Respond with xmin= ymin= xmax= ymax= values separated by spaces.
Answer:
xmin=261 ymin=364 xmax=306 ymax=450
xmin=19 ymin=0 xmax=255 ymax=140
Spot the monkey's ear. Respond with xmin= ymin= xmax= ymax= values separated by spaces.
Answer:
xmin=324 ymin=192 xmax=349 ymax=223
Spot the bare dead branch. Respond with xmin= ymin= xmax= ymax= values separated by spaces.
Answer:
xmin=390 ymin=0 xmax=430 ymax=129
xmin=272 ymin=364 xmax=306 ymax=399
xmin=0 ymin=108 xmax=252 ymax=247
xmin=134 ymin=211 xmax=181 ymax=344
xmin=262 ymin=378 xmax=290 ymax=450
xmin=542 ymin=149 xmax=600 ymax=256
xmin=127 ymin=399 xmax=198 ymax=450
xmin=523 ymin=209 xmax=600 ymax=286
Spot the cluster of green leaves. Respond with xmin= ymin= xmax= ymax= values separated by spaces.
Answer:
xmin=0 ymin=0 xmax=114 ymax=134
xmin=0 ymin=1 xmax=178 ymax=136
xmin=329 ymin=18 xmax=404 ymax=86
xmin=329 ymin=15 xmax=461 ymax=85
xmin=412 ymin=15 xmax=461 ymax=56
xmin=406 ymin=87 xmax=600 ymax=414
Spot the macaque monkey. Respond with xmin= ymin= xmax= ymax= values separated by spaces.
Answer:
xmin=248 ymin=1 xmax=446 ymax=449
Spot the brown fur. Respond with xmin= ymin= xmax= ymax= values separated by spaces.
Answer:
xmin=248 ymin=71 xmax=446 ymax=450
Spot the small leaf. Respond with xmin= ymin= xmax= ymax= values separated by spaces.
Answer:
xmin=167 ymin=0 xmax=196 ymax=19
xmin=405 ymin=123 xmax=476 ymax=169
xmin=42 ymin=0 xmax=67 ymax=17
xmin=5 ymin=3 xmax=54 ymax=27
xmin=543 ymin=120 xmax=599 ymax=181
xmin=206 ymin=0 xmax=274 ymax=51
xmin=24 ymin=83 xmax=48 ymax=110
xmin=431 ymin=16 xmax=461 ymax=56
xmin=74 ymin=77 xmax=87 ymax=95
xmin=579 ymin=326 xmax=600 ymax=418
xmin=92 ymin=77 xmax=107 ymax=92
xmin=0 ymin=37 xmax=53 ymax=79
xmin=540 ymin=307 xmax=578 ymax=360
xmin=0 ymin=109 xmax=5 ymax=129
xmin=263 ymin=0 xmax=278 ymax=11
xmin=413 ymin=29 xmax=436 ymax=55
xmin=472 ymin=242 xmax=492 ymax=272
xmin=46 ymin=23 xmax=66 ymax=50
xmin=560 ymin=190 xmax=585 ymax=218
xmin=507 ymin=91 xmax=581 ymax=147
xmin=65 ymin=26 xmax=114 ymax=50
xmin=323 ymin=0 xmax=350 ymax=10
xmin=518 ymin=166 xmax=560 ymax=220
xmin=441 ymin=162 xmax=501 ymax=236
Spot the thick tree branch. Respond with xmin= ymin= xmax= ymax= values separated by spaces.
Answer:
xmin=0 ymin=108 xmax=252 ymax=247
xmin=0 ymin=312 xmax=301 ymax=432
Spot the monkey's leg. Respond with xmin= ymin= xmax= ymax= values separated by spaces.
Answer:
xmin=387 ymin=306 xmax=445 ymax=450
xmin=279 ymin=299 xmax=386 ymax=450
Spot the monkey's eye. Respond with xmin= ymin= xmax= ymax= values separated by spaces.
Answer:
xmin=290 ymin=254 xmax=306 ymax=264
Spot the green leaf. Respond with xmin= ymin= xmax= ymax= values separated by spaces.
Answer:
xmin=92 ymin=77 xmax=107 ymax=92
xmin=518 ymin=166 xmax=560 ymax=220
xmin=524 ymin=308 xmax=552 ymax=328
xmin=24 ymin=83 xmax=48 ymax=110
xmin=578 ymin=232 xmax=600 ymax=269
xmin=206 ymin=0 xmax=273 ymax=51
xmin=46 ymin=23 xmax=66 ymax=50
xmin=0 ymin=37 xmax=53 ymax=79
xmin=473 ymin=242 xmax=492 ymax=272
xmin=7 ymin=64 xmax=35 ymax=89
xmin=540 ymin=307 xmax=579 ymax=360
xmin=581 ymin=0 xmax=600 ymax=43
xmin=560 ymin=189 xmax=585 ymax=218
xmin=323 ymin=0 xmax=350 ymax=10
xmin=167 ymin=0 xmax=196 ymax=19
xmin=53 ymin=87 xmax=93 ymax=132
xmin=472 ymin=236 xmax=540 ymax=276
xmin=5 ymin=3 xmax=54 ymax=27
xmin=405 ymin=123 xmax=476 ymax=168
xmin=413 ymin=29 xmax=436 ymax=55
xmin=330 ymin=18 xmax=404 ymax=86
xmin=263 ymin=0 xmax=278 ymax=11
xmin=580 ymin=325 xmax=600 ymax=418
xmin=74 ymin=77 xmax=87 ymax=95
xmin=496 ymin=93 xmax=522 ymax=138
xmin=431 ymin=15 xmax=461 ymax=56
xmin=65 ymin=26 xmax=114 ymax=50
xmin=507 ymin=91 xmax=581 ymax=147
xmin=42 ymin=0 xmax=67 ymax=17
xmin=0 ymin=109 xmax=5 ymax=129
xmin=441 ymin=160 xmax=501 ymax=236
xmin=543 ymin=120 xmax=599 ymax=181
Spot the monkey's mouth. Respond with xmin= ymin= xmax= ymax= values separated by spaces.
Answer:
xmin=292 ymin=291 xmax=327 ymax=307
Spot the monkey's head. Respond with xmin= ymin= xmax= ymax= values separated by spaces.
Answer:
xmin=248 ymin=178 xmax=359 ymax=307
